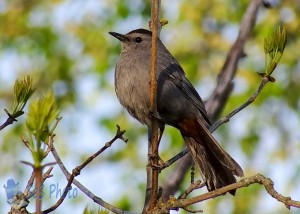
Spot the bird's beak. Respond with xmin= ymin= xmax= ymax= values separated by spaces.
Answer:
xmin=109 ymin=32 xmax=130 ymax=42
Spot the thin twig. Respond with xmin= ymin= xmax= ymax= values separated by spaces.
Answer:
xmin=161 ymin=149 xmax=189 ymax=170
xmin=74 ymin=125 xmax=127 ymax=173
xmin=22 ymin=138 xmax=31 ymax=150
xmin=46 ymin=126 xmax=131 ymax=214
xmin=179 ymin=180 xmax=205 ymax=199
xmin=24 ymin=169 xmax=35 ymax=196
xmin=42 ymin=167 xmax=74 ymax=213
xmin=210 ymin=76 xmax=270 ymax=132
xmin=49 ymin=117 xmax=62 ymax=135
xmin=0 ymin=109 xmax=24 ymax=131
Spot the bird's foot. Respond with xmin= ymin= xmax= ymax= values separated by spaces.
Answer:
xmin=148 ymin=154 xmax=165 ymax=171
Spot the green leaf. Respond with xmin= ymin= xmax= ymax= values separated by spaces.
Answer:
xmin=264 ymin=26 xmax=287 ymax=76
xmin=26 ymin=90 xmax=59 ymax=143
xmin=12 ymin=75 xmax=35 ymax=115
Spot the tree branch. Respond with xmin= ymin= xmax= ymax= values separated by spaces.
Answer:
xmin=149 ymin=174 xmax=300 ymax=213
xmin=176 ymin=174 xmax=300 ymax=210
xmin=145 ymin=0 xmax=162 ymax=212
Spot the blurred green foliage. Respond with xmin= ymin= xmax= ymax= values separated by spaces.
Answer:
xmin=26 ymin=90 xmax=58 ymax=166
xmin=0 ymin=0 xmax=300 ymax=213
xmin=83 ymin=206 xmax=109 ymax=214
xmin=26 ymin=90 xmax=58 ymax=140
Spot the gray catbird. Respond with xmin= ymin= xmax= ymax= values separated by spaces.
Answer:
xmin=109 ymin=29 xmax=243 ymax=194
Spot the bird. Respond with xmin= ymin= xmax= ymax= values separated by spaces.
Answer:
xmin=109 ymin=28 xmax=243 ymax=194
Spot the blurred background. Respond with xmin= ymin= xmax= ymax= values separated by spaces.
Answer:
xmin=0 ymin=0 xmax=300 ymax=213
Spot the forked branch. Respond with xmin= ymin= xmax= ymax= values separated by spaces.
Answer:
xmin=45 ymin=125 xmax=128 ymax=214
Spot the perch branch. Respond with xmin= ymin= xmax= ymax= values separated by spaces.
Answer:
xmin=145 ymin=0 xmax=162 ymax=211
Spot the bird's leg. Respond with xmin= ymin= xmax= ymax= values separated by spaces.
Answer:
xmin=148 ymin=126 xmax=165 ymax=170
xmin=157 ymin=126 xmax=165 ymax=166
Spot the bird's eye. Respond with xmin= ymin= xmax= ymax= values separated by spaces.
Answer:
xmin=135 ymin=37 xmax=142 ymax=43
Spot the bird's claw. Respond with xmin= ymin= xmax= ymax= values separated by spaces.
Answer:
xmin=148 ymin=154 xmax=165 ymax=171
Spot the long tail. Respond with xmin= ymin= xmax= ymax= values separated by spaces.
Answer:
xmin=179 ymin=119 xmax=243 ymax=195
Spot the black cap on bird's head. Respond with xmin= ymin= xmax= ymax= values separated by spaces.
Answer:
xmin=126 ymin=29 xmax=152 ymax=36
xmin=109 ymin=29 xmax=153 ymax=44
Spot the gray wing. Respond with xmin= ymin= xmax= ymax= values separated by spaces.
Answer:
xmin=157 ymin=63 xmax=212 ymax=126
